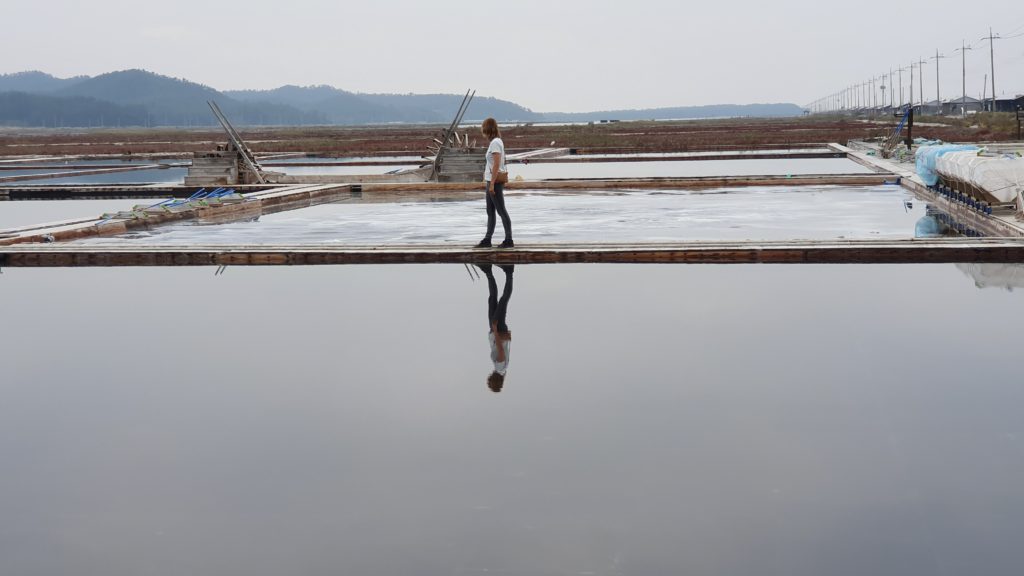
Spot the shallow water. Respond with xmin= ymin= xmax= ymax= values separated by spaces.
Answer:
xmin=2 ymin=158 xmax=868 ymax=185
xmin=77 ymin=185 xmax=943 ymax=245
xmin=1 ymin=264 xmax=1023 ymax=576
xmin=0 ymin=158 xmax=179 ymax=167
xmin=263 ymin=155 xmax=426 ymax=164
xmin=512 ymin=158 xmax=873 ymax=180
xmin=568 ymin=149 xmax=832 ymax=159
xmin=0 ymin=169 xmax=70 ymax=178
xmin=7 ymin=167 xmax=188 ymax=186
xmin=275 ymin=164 xmax=423 ymax=176
xmin=0 ymin=200 xmax=150 ymax=231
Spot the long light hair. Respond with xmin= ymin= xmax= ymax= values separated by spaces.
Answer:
xmin=481 ymin=117 xmax=501 ymax=140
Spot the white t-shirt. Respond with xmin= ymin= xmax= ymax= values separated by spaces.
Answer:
xmin=488 ymin=331 xmax=511 ymax=375
xmin=483 ymin=137 xmax=506 ymax=182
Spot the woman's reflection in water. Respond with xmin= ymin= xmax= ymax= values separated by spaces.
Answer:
xmin=477 ymin=264 xmax=514 ymax=393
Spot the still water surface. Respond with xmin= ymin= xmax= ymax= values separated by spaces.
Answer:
xmin=511 ymin=158 xmax=872 ymax=180
xmin=80 ymin=185 xmax=942 ymax=245
xmin=0 ymin=200 xmax=143 ymax=231
xmin=3 ymin=158 xmax=869 ymax=185
xmin=1 ymin=264 xmax=1023 ymax=575
xmin=7 ymin=168 xmax=188 ymax=186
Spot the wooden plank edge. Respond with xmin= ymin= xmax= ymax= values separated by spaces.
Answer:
xmin=4 ymin=244 xmax=1024 ymax=267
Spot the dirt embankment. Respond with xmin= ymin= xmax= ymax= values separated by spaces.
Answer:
xmin=0 ymin=115 xmax=1016 ymax=158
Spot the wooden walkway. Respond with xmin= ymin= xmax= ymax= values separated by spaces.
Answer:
xmin=3 ymin=239 xmax=1023 ymax=267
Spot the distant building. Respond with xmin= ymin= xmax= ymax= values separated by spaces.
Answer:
xmin=994 ymin=96 xmax=1024 ymax=113
xmin=943 ymin=96 xmax=984 ymax=115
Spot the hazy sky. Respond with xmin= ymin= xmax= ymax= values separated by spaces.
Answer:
xmin=3 ymin=0 xmax=1022 ymax=111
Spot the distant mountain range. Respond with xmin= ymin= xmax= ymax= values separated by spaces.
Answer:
xmin=0 ymin=70 xmax=804 ymax=128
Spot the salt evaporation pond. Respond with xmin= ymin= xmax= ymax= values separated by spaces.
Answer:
xmin=2 ymin=157 xmax=869 ymax=185
xmin=566 ymin=148 xmax=833 ymax=159
xmin=6 ymin=167 xmax=188 ymax=186
xmin=2 ymin=263 xmax=1023 ymax=575
xmin=263 ymin=155 xmax=426 ymax=164
xmin=0 ymin=200 xmax=148 ymax=231
xmin=0 ymin=169 xmax=75 ymax=179
xmin=0 ymin=158 xmax=183 ymax=168
xmin=511 ymin=157 xmax=872 ymax=179
xmin=81 ymin=185 xmax=951 ymax=245
xmin=275 ymin=164 xmax=422 ymax=176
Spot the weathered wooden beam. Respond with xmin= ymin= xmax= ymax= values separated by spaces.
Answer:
xmin=3 ymin=239 xmax=1023 ymax=267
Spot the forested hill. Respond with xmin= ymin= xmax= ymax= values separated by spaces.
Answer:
xmin=0 ymin=70 xmax=804 ymax=128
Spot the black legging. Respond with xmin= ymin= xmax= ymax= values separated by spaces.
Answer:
xmin=485 ymin=182 xmax=513 ymax=242
xmin=485 ymin=265 xmax=513 ymax=333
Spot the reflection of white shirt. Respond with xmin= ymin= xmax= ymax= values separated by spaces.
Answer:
xmin=488 ymin=331 xmax=511 ymax=375
xmin=483 ymin=137 xmax=506 ymax=182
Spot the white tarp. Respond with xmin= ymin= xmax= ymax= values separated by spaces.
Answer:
xmin=935 ymin=151 xmax=1024 ymax=203
xmin=956 ymin=263 xmax=1024 ymax=291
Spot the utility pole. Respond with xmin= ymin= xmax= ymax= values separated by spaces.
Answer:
xmin=889 ymin=69 xmax=895 ymax=109
xmin=980 ymin=28 xmax=1001 ymax=111
xmin=954 ymin=42 xmax=972 ymax=117
xmin=898 ymin=67 xmax=905 ymax=108
xmin=909 ymin=62 xmax=915 ymax=112
xmin=931 ymin=50 xmax=946 ymax=114
xmin=918 ymin=57 xmax=926 ymax=111
xmin=880 ymin=76 xmax=887 ymax=113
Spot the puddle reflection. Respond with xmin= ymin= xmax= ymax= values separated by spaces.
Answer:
xmin=478 ymin=264 xmax=514 ymax=392
xmin=2 ymin=265 xmax=1023 ymax=575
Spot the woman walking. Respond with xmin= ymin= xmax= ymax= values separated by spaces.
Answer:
xmin=476 ymin=118 xmax=513 ymax=248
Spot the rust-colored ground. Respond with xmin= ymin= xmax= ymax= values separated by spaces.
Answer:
xmin=0 ymin=115 xmax=1017 ymax=158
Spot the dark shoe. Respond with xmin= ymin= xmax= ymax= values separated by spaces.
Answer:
xmin=498 ymin=239 xmax=515 ymax=249
xmin=474 ymin=238 xmax=492 ymax=249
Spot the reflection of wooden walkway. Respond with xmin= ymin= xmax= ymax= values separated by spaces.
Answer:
xmin=3 ymin=239 xmax=1024 ymax=267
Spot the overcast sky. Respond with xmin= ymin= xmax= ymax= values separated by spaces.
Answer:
xmin=3 ymin=0 xmax=1022 ymax=111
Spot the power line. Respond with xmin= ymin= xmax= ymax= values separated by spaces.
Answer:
xmin=810 ymin=24 xmax=1021 ymax=116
